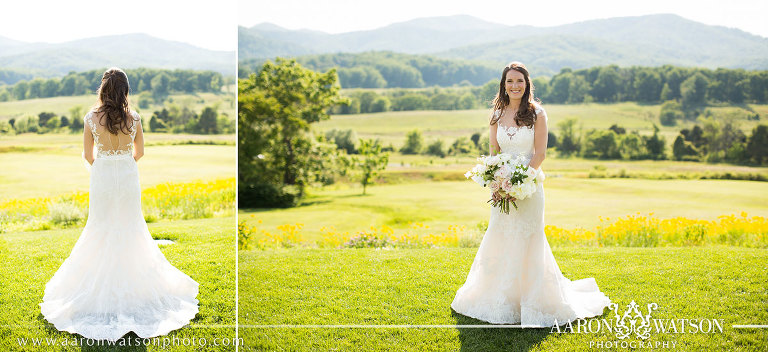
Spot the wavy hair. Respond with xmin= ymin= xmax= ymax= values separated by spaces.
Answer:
xmin=490 ymin=61 xmax=538 ymax=128
xmin=94 ymin=67 xmax=134 ymax=135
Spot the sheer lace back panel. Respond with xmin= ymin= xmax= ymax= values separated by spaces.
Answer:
xmin=85 ymin=110 xmax=139 ymax=158
xmin=494 ymin=104 xmax=544 ymax=160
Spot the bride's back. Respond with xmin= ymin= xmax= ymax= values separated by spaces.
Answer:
xmin=86 ymin=110 xmax=139 ymax=157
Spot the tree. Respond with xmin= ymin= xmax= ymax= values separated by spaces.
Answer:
xmin=548 ymin=71 xmax=572 ymax=103
xmin=392 ymin=94 xmax=429 ymax=111
xmin=197 ymin=106 xmax=218 ymax=134
xmin=591 ymin=66 xmax=621 ymax=102
xmin=672 ymin=135 xmax=699 ymax=161
xmin=659 ymin=100 xmax=684 ymax=126
xmin=150 ymin=109 xmax=169 ymax=132
xmin=633 ymin=69 xmax=663 ymax=102
xmin=618 ymin=133 xmax=647 ymax=160
xmin=151 ymin=72 xmax=172 ymax=101
xmin=355 ymin=138 xmax=389 ymax=194
xmin=681 ymin=73 xmax=709 ymax=109
xmin=426 ymin=139 xmax=446 ymax=158
xmin=68 ymin=105 xmax=84 ymax=133
xmin=238 ymin=58 xmax=346 ymax=203
xmin=556 ymin=117 xmax=580 ymax=156
xmin=370 ymin=96 xmax=391 ymax=113
xmin=582 ymin=130 xmax=620 ymax=159
xmin=325 ymin=129 xmax=358 ymax=154
xmin=13 ymin=80 xmax=28 ymax=100
xmin=643 ymin=125 xmax=667 ymax=160
xmin=567 ymin=75 xmax=591 ymax=103
xmin=400 ymin=129 xmax=424 ymax=154
xmin=38 ymin=112 xmax=56 ymax=126
xmin=746 ymin=125 xmax=768 ymax=165
xmin=448 ymin=136 xmax=475 ymax=155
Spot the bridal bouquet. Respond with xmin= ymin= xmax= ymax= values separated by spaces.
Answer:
xmin=464 ymin=153 xmax=544 ymax=214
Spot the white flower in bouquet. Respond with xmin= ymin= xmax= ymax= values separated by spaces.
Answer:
xmin=486 ymin=155 xmax=501 ymax=166
xmin=494 ymin=164 xmax=512 ymax=179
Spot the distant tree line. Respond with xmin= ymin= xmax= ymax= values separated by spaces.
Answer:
xmin=0 ymin=68 xmax=226 ymax=102
xmin=238 ymin=51 xmax=499 ymax=88
xmin=534 ymin=65 xmax=768 ymax=106
xmin=0 ymin=68 xmax=38 ymax=86
xmin=240 ymin=54 xmax=768 ymax=107
xmin=0 ymin=103 xmax=234 ymax=136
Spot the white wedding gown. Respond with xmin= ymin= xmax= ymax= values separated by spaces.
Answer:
xmin=40 ymin=110 xmax=199 ymax=341
xmin=451 ymin=104 xmax=611 ymax=327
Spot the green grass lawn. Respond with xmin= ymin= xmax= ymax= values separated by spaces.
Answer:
xmin=0 ymin=137 xmax=235 ymax=200
xmin=0 ymin=216 xmax=237 ymax=351
xmin=238 ymin=247 xmax=768 ymax=351
xmin=240 ymin=178 xmax=768 ymax=243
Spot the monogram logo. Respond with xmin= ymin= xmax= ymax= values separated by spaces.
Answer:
xmin=609 ymin=300 xmax=659 ymax=340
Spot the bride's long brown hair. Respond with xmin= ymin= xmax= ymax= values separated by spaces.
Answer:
xmin=94 ymin=67 xmax=134 ymax=135
xmin=490 ymin=62 xmax=538 ymax=128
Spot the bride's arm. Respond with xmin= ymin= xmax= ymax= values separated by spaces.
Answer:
xmin=528 ymin=109 xmax=548 ymax=169
xmin=83 ymin=119 xmax=95 ymax=165
xmin=489 ymin=122 xmax=500 ymax=156
xmin=133 ymin=117 xmax=145 ymax=162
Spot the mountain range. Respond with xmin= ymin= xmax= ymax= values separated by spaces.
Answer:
xmin=0 ymin=33 xmax=234 ymax=77
xmin=240 ymin=14 xmax=768 ymax=76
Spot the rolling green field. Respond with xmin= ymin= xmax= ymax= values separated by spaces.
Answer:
xmin=0 ymin=133 xmax=235 ymax=200
xmin=238 ymin=247 xmax=768 ymax=351
xmin=1 ymin=216 xmax=238 ymax=351
xmin=313 ymin=102 xmax=766 ymax=148
xmin=0 ymin=91 xmax=235 ymax=123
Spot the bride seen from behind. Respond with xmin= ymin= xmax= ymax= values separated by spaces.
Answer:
xmin=39 ymin=67 xmax=200 ymax=341
xmin=451 ymin=62 xmax=611 ymax=327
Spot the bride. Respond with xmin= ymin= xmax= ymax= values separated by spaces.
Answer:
xmin=40 ymin=68 xmax=199 ymax=341
xmin=451 ymin=62 xmax=611 ymax=327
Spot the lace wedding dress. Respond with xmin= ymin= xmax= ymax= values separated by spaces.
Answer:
xmin=40 ymin=110 xmax=199 ymax=341
xmin=451 ymin=104 xmax=611 ymax=327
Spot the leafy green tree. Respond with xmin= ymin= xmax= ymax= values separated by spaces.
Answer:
xmin=400 ymin=129 xmax=424 ymax=154
xmin=12 ymin=81 xmax=28 ymax=100
xmin=151 ymin=72 xmax=172 ymax=101
xmin=643 ymin=124 xmax=667 ymax=160
xmin=591 ymin=66 xmax=621 ymax=102
xmin=426 ymin=139 xmax=446 ymax=158
xmin=681 ymin=73 xmax=709 ymax=109
xmin=582 ymin=130 xmax=620 ymax=159
xmin=197 ymin=106 xmax=218 ymax=134
xmin=659 ymin=100 xmax=684 ymax=126
xmin=618 ymin=133 xmax=647 ymax=160
xmin=673 ymin=135 xmax=699 ymax=161
xmin=633 ymin=69 xmax=663 ymax=102
xmin=150 ymin=109 xmax=169 ymax=132
xmin=556 ymin=117 xmax=580 ymax=156
xmin=325 ymin=129 xmax=358 ymax=154
xmin=68 ymin=106 xmax=84 ymax=133
xmin=448 ymin=136 xmax=475 ymax=155
xmin=392 ymin=94 xmax=429 ymax=111
xmin=355 ymin=138 xmax=389 ymax=194
xmin=238 ymin=58 xmax=346 ymax=202
xmin=370 ymin=96 xmax=391 ymax=113
xmin=746 ymin=125 xmax=768 ymax=165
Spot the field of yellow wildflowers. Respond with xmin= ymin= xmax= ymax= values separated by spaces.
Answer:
xmin=1 ymin=178 xmax=235 ymax=233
